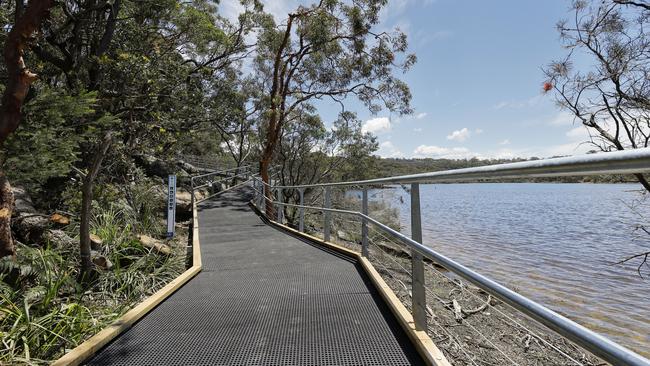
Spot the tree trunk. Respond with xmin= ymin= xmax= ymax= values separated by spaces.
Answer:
xmin=0 ymin=172 xmax=14 ymax=258
xmin=0 ymin=0 xmax=56 ymax=258
xmin=259 ymin=156 xmax=275 ymax=220
xmin=80 ymin=132 xmax=113 ymax=278
xmin=260 ymin=106 xmax=281 ymax=219
xmin=0 ymin=0 xmax=55 ymax=143
xmin=634 ymin=173 xmax=650 ymax=193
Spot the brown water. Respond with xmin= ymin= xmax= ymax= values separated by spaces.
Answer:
xmin=376 ymin=183 xmax=650 ymax=357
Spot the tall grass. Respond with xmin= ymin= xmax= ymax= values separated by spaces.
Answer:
xmin=0 ymin=185 xmax=186 ymax=365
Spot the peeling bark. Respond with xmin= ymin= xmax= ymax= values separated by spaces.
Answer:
xmin=0 ymin=0 xmax=56 ymax=258
xmin=0 ymin=172 xmax=14 ymax=258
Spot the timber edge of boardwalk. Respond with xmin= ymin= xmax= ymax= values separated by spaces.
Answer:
xmin=85 ymin=188 xmax=427 ymax=366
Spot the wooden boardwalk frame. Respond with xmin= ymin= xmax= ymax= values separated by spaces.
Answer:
xmin=60 ymin=188 xmax=445 ymax=365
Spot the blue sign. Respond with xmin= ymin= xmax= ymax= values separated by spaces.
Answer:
xmin=167 ymin=175 xmax=176 ymax=238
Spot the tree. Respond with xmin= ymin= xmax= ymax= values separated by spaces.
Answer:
xmin=204 ymin=75 xmax=261 ymax=169
xmin=544 ymin=0 xmax=650 ymax=191
xmin=79 ymin=131 xmax=112 ymax=277
xmin=545 ymin=0 xmax=650 ymax=275
xmin=0 ymin=0 xmax=258 ymax=266
xmin=254 ymin=0 xmax=415 ymax=216
xmin=276 ymin=110 xmax=377 ymax=224
xmin=0 ymin=0 xmax=56 ymax=258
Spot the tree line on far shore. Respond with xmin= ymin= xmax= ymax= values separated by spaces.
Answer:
xmin=371 ymin=155 xmax=637 ymax=184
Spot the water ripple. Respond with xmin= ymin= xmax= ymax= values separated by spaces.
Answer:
xmin=381 ymin=183 xmax=650 ymax=356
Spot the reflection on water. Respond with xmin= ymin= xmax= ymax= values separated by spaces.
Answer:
xmin=373 ymin=183 xmax=650 ymax=356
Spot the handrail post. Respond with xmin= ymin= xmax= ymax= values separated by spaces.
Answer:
xmin=257 ymin=179 xmax=261 ymax=208
xmin=260 ymin=182 xmax=265 ymax=213
xmin=299 ymin=188 xmax=305 ymax=232
xmin=190 ymin=177 xmax=195 ymax=208
xmin=324 ymin=187 xmax=331 ymax=242
xmin=361 ymin=187 xmax=369 ymax=257
xmin=410 ymin=183 xmax=427 ymax=331
xmin=273 ymin=188 xmax=280 ymax=223
xmin=278 ymin=188 xmax=284 ymax=224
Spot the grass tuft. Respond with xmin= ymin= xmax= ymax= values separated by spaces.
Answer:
xmin=0 ymin=187 xmax=186 ymax=364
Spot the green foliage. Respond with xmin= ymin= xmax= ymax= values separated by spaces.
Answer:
xmin=0 ymin=1 xmax=415 ymax=361
xmin=255 ymin=0 xmax=414 ymax=116
xmin=0 ymin=198 xmax=183 ymax=363
xmin=90 ymin=204 xmax=182 ymax=302
xmin=176 ymin=3 xmax=226 ymax=54
xmin=0 ymin=245 xmax=95 ymax=364
xmin=1 ymin=88 xmax=99 ymax=192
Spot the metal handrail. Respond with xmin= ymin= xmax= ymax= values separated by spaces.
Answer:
xmin=190 ymin=165 xmax=253 ymax=208
xmin=250 ymin=148 xmax=650 ymax=366
xmin=271 ymin=147 xmax=650 ymax=188
xmin=196 ymin=178 xmax=254 ymax=204
xmin=193 ymin=171 xmax=251 ymax=190
xmin=191 ymin=165 xmax=251 ymax=181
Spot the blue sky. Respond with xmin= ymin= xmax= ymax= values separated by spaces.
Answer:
xmin=222 ymin=0 xmax=593 ymax=159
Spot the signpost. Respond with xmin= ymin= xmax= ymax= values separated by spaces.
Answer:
xmin=167 ymin=175 xmax=176 ymax=238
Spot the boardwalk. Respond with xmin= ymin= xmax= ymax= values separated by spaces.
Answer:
xmin=87 ymin=189 xmax=424 ymax=365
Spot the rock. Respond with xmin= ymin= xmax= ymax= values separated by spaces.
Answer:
xmin=12 ymin=186 xmax=36 ymax=214
xmin=91 ymin=250 xmax=113 ymax=270
xmin=337 ymin=230 xmax=350 ymax=241
xmin=176 ymin=159 xmax=213 ymax=175
xmin=43 ymin=229 xmax=75 ymax=248
xmin=50 ymin=213 xmax=70 ymax=226
xmin=137 ymin=234 xmax=172 ymax=255
xmin=90 ymin=233 xmax=103 ymax=250
xmin=13 ymin=213 xmax=50 ymax=244
xmin=133 ymin=153 xmax=176 ymax=178
xmin=176 ymin=190 xmax=193 ymax=214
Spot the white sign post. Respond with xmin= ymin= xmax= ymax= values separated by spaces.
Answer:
xmin=167 ymin=175 xmax=176 ymax=238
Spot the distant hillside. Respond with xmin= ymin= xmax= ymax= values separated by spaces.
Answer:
xmin=370 ymin=156 xmax=638 ymax=184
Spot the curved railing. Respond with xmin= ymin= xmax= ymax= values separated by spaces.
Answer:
xmin=249 ymin=148 xmax=650 ymax=366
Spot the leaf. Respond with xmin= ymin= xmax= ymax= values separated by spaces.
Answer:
xmin=24 ymin=286 xmax=46 ymax=305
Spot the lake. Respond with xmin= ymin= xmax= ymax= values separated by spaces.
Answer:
xmin=370 ymin=183 xmax=650 ymax=357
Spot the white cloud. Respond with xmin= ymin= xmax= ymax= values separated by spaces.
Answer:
xmin=475 ymin=128 xmax=484 ymax=134
xmin=446 ymin=127 xmax=471 ymax=142
xmin=219 ymin=2 xmax=245 ymax=22
xmin=413 ymin=145 xmax=474 ymax=159
xmin=412 ymin=29 xmax=453 ymax=46
xmin=534 ymin=142 xmax=591 ymax=157
xmin=262 ymin=0 xmax=300 ymax=22
xmin=415 ymin=112 xmax=427 ymax=119
xmin=566 ymin=126 xmax=590 ymax=141
xmin=380 ymin=0 xmax=433 ymax=22
xmin=362 ymin=117 xmax=392 ymax=134
xmin=499 ymin=139 xmax=510 ymax=145
xmin=413 ymin=128 xmax=423 ymax=132
xmin=221 ymin=0 xmax=299 ymax=25
xmin=549 ymin=112 xmax=576 ymax=126
xmin=493 ymin=95 xmax=544 ymax=110
xmin=377 ymin=141 xmax=403 ymax=158
xmin=493 ymin=101 xmax=509 ymax=110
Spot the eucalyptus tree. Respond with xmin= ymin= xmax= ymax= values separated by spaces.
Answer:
xmin=544 ymin=0 xmax=650 ymax=190
xmin=253 ymin=0 xmax=415 ymax=215
xmin=276 ymin=110 xmax=378 ymax=224
xmin=545 ymin=0 xmax=650 ymax=274
xmin=201 ymin=74 xmax=262 ymax=169
xmin=0 ymin=0 xmax=258 ymax=271
xmin=0 ymin=0 xmax=56 ymax=258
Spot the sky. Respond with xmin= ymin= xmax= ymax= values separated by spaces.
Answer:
xmin=221 ymin=0 xmax=594 ymax=160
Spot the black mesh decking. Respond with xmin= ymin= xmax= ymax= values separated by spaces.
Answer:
xmin=86 ymin=189 xmax=425 ymax=365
